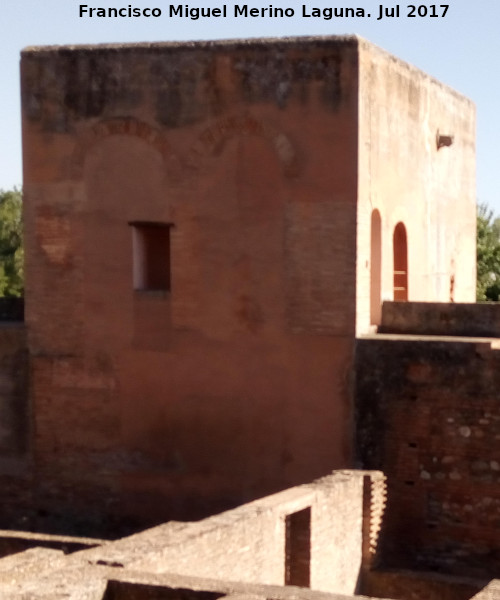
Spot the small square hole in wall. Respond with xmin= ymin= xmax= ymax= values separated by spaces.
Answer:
xmin=130 ymin=222 xmax=171 ymax=292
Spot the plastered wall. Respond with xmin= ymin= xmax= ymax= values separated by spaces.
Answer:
xmin=356 ymin=40 xmax=476 ymax=333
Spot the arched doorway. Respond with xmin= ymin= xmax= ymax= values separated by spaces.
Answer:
xmin=393 ymin=222 xmax=408 ymax=301
xmin=370 ymin=210 xmax=382 ymax=325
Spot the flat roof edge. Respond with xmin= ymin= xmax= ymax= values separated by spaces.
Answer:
xmin=356 ymin=37 xmax=475 ymax=106
xmin=21 ymin=34 xmax=362 ymax=55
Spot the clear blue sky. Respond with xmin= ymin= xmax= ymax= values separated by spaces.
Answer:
xmin=1 ymin=1 xmax=498 ymax=212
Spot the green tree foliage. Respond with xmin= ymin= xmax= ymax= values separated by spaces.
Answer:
xmin=0 ymin=188 xmax=23 ymax=297
xmin=477 ymin=202 xmax=500 ymax=301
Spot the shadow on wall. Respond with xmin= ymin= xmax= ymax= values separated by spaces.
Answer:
xmin=0 ymin=298 xmax=24 ymax=322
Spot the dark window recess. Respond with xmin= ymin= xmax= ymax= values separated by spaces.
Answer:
xmin=285 ymin=507 xmax=311 ymax=587
xmin=393 ymin=221 xmax=408 ymax=301
xmin=0 ymin=297 xmax=24 ymax=322
xmin=130 ymin=222 xmax=171 ymax=292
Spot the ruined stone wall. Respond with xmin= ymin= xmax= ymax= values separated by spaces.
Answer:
xmin=0 ymin=529 xmax=104 ymax=559
xmin=356 ymin=336 xmax=500 ymax=579
xmin=21 ymin=37 xmax=359 ymax=532
xmin=80 ymin=472 xmax=373 ymax=597
xmin=380 ymin=301 xmax=500 ymax=338
xmin=0 ymin=559 xmax=392 ymax=600
xmin=356 ymin=40 xmax=476 ymax=333
xmin=0 ymin=470 xmax=494 ymax=600
xmin=362 ymin=569 xmax=484 ymax=600
xmin=473 ymin=581 xmax=500 ymax=600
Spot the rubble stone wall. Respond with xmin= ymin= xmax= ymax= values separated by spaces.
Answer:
xmin=356 ymin=336 xmax=500 ymax=579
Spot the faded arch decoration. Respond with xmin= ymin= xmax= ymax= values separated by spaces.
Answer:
xmin=393 ymin=222 xmax=408 ymax=301
xmin=185 ymin=114 xmax=298 ymax=177
xmin=71 ymin=117 xmax=175 ymax=180
xmin=72 ymin=114 xmax=297 ymax=181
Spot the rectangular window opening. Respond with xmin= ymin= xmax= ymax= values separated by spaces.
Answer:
xmin=130 ymin=222 xmax=172 ymax=292
xmin=285 ymin=506 xmax=311 ymax=587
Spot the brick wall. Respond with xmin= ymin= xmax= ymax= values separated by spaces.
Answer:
xmin=0 ymin=325 xmax=28 ymax=456
xmin=29 ymin=354 xmax=123 ymax=536
xmin=356 ymin=337 xmax=500 ymax=579
xmin=20 ymin=37 xmax=360 ymax=531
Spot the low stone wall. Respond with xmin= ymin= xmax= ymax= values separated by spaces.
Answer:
xmin=81 ymin=472 xmax=378 ymax=597
xmin=379 ymin=302 xmax=500 ymax=337
xmin=1 ymin=470 xmax=497 ymax=600
xmin=472 ymin=581 xmax=500 ymax=600
xmin=0 ymin=529 xmax=105 ymax=558
xmin=102 ymin=573 xmax=390 ymax=600
xmin=0 ymin=472 xmax=391 ymax=599
xmin=362 ymin=569 xmax=484 ymax=600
